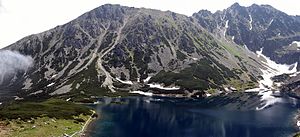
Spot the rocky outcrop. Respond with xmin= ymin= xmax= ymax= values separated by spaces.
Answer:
xmin=281 ymin=74 xmax=300 ymax=98
xmin=193 ymin=3 xmax=300 ymax=69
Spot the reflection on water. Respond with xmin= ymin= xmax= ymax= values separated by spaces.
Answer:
xmin=88 ymin=96 xmax=299 ymax=137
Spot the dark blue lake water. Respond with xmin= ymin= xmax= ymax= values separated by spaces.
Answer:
xmin=87 ymin=95 xmax=300 ymax=137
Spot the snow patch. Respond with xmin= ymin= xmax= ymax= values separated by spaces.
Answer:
xmin=192 ymin=57 xmax=199 ymax=61
xmin=290 ymin=71 xmax=300 ymax=77
xmin=289 ymin=41 xmax=300 ymax=50
xmin=14 ymin=96 xmax=23 ymax=100
xmin=274 ymin=82 xmax=282 ymax=87
xmin=268 ymin=19 xmax=274 ymax=26
xmin=47 ymin=82 xmax=55 ymax=87
xmin=256 ymin=48 xmax=297 ymax=88
xmin=224 ymin=87 xmax=229 ymax=92
xmin=147 ymin=83 xmax=180 ymax=90
xmin=22 ymin=78 xmax=32 ymax=90
xmin=29 ymin=90 xmax=43 ymax=95
xmin=143 ymin=76 xmax=152 ymax=83
xmin=277 ymin=33 xmax=281 ymax=36
xmin=130 ymin=91 xmax=153 ymax=96
xmin=243 ymin=45 xmax=250 ymax=52
xmin=51 ymin=74 xmax=57 ymax=79
xmin=256 ymin=48 xmax=263 ymax=57
xmin=253 ymin=48 xmax=298 ymax=110
xmin=249 ymin=15 xmax=253 ymax=30
xmin=76 ymin=83 xmax=80 ymax=89
xmin=93 ymin=101 xmax=101 ymax=104
xmin=245 ymin=88 xmax=264 ymax=92
xmin=224 ymin=20 xmax=229 ymax=37
xmin=293 ymin=41 xmax=300 ymax=47
xmin=116 ymin=77 xmax=133 ymax=85
xmin=225 ymin=20 xmax=229 ymax=28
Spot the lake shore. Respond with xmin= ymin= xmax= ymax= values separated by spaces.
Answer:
xmin=293 ymin=110 xmax=300 ymax=137
xmin=68 ymin=110 xmax=97 ymax=137
xmin=81 ymin=110 xmax=99 ymax=137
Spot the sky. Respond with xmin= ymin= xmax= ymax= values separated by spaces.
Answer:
xmin=0 ymin=0 xmax=299 ymax=48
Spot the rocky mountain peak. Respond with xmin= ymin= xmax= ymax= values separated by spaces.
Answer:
xmin=1 ymin=4 xmax=264 ymax=101
xmin=230 ymin=2 xmax=241 ymax=9
xmin=193 ymin=10 xmax=212 ymax=17
xmin=1 ymin=3 xmax=299 ymax=102
xmin=193 ymin=3 xmax=300 ymax=68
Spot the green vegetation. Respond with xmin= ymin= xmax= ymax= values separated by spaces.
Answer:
xmin=0 ymin=115 xmax=90 ymax=137
xmin=227 ymin=79 xmax=257 ymax=91
xmin=222 ymin=44 xmax=240 ymax=57
xmin=0 ymin=99 xmax=92 ymax=120
xmin=150 ymin=58 xmax=237 ymax=91
xmin=47 ymin=56 xmax=132 ymax=103
xmin=206 ymin=88 xmax=217 ymax=94
xmin=294 ymin=133 xmax=300 ymax=137
xmin=0 ymin=99 xmax=95 ymax=137
xmin=61 ymin=57 xmax=111 ymax=102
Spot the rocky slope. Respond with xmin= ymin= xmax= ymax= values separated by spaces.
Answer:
xmin=193 ymin=3 xmax=300 ymax=69
xmin=0 ymin=4 xmax=266 ymax=101
xmin=279 ymin=73 xmax=300 ymax=98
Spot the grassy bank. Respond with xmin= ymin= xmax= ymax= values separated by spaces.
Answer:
xmin=0 ymin=99 xmax=95 ymax=137
xmin=0 ymin=115 xmax=91 ymax=137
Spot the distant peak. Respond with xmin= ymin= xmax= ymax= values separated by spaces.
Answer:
xmin=228 ymin=2 xmax=247 ymax=11
xmin=95 ymin=4 xmax=133 ymax=10
xmin=250 ymin=3 xmax=259 ymax=7
xmin=230 ymin=2 xmax=241 ymax=8
xmin=249 ymin=3 xmax=276 ymax=10
xmin=100 ymin=4 xmax=121 ymax=8
xmin=261 ymin=4 xmax=276 ymax=9
xmin=196 ymin=9 xmax=212 ymax=15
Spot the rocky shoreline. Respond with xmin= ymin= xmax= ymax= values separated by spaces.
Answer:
xmin=79 ymin=111 xmax=98 ymax=137
xmin=293 ymin=110 xmax=300 ymax=137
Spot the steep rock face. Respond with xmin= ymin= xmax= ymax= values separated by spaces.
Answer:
xmin=3 ymin=4 xmax=262 ymax=100
xmin=193 ymin=3 xmax=300 ymax=69
xmin=280 ymin=74 xmax=300 ymax=98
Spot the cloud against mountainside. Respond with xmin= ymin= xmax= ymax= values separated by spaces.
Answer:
xmin=0 ymin=50 xmax=33 ymax=84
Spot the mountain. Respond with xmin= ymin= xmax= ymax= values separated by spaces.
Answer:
xmin=1 ymin=4 xmax=266 ymax=101
xmin=193 ymin=3 xmax=300 ymax=69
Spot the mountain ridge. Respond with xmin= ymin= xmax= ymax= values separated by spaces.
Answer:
xmin=193 ymin=3 xmax=300 ymax=68
xmin=1 ymin=3 xmax=298 ymax=102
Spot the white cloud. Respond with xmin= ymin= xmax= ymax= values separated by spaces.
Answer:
xmin=0 ymin=50 xmax=33 ymax=84
xmin=0 ymin=0 xmax=299 ymax=49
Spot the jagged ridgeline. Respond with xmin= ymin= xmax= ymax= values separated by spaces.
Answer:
xmin=5 ymin=4 xmax=263 ymax=100
xmin=193 ymin=3 xmax=300 ymax=68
